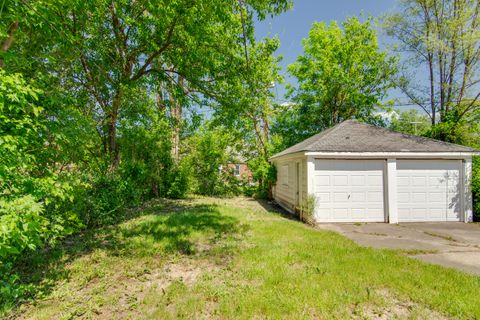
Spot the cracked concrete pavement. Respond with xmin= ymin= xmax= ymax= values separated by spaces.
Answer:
xmin=317 ymin=222 xmax=480 ymax=275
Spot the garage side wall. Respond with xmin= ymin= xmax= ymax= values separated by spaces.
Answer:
xmin=272 ymin=157 xmax=304 ymax=213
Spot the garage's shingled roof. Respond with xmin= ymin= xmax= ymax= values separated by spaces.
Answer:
xmin=270 ymin=120 xmax=477 ymax=159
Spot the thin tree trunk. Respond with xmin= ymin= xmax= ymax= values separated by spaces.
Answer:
xmin=108 ymin=91 xmax=123 ymax=171
xmin=171 ymin=103 xmax=182 ymax=162
xmin=427 ymin=51 xmax=436 ymax=124
xmin=0 ymin=21 xmax=19 ymax=68
xmin=168 ymin=75 xmax=183 ymax=163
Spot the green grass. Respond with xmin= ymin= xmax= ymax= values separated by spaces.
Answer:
xmin=5 ymin=197 xmax=480 ymax=319
xmin=395 ymin=248 xmax=440 ymax=255
xmin=424 ymin=231 xmax=458 ymax=242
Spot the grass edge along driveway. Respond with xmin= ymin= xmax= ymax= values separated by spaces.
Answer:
xmin=6 ymin=197 xmax=480 ymax=319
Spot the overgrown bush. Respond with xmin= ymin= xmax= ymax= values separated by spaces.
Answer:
xmin=248 ymin=158 xmax=277 ymax=199
xmin=0 ymin=73 xmax=85 ymax=307
xmin=73 ymin=174 xmax=130 ymax=227
xmin=186 ymin=127 xmax=245 ymax=197
xmin=298 ymin=194 xmax=317 ymax=225
xmin=167 ymin=160 xmax=193 ymax=199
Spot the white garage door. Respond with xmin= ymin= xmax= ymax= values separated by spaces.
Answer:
xmin=313 ymin=159 xmax=385 ymax=222
xmin=397 ymin=160 xmax=462 ymax=222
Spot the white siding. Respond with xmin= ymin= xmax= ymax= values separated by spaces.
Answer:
xmin=301 ymin=160 xmax=308 ymax=205
xmin=273 ymin=157 xmax=305 ymax=212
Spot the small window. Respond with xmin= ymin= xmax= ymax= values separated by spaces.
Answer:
xmin=281 ymin=164 xmax=289 ymax=186
xmin=234 ymin=164 xmax=240 ymax=176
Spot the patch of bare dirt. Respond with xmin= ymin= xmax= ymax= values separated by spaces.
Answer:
xmin=353 ymin=289 xmax=447 ymax=320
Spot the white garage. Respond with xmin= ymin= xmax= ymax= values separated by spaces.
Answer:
xmin=270 ymin=120 xmax=477 ymax=224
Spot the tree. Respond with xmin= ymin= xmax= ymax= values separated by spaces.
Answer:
xmin=10 ymin=0 xmax=291 ymax=171
xmin=211 ymin=37 xmax=284 ymax=197
xmin=185 ymin=126 xmax=241 ymax=196
xmin=275 ymin=17 xmax=397 ymax=147
xmin=384 ymin=0 xmax=480 ymax=140
xmin=390 ymin=109 xmax=431 ymax=135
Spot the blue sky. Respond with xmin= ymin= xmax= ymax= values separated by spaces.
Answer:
xmin=254 ymin=0 xmax=408 ymax=108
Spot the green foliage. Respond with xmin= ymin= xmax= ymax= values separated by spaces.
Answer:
xmin=0 ymin=196 xmax=45 ymax=259
xmin=247 ymin=157 xmax=277 ymax=199
xmin=167 ymin=160 xmax=193 ymax=199
xmin=0 ymin=71 xmax=43 ymax=197
xmin=186 ymin=127 xmax=244 ymax=197
xmin=0 ymin=0 xmax=293 ymax=310
xmin=423 ymin=112 xmax=479 ymax=145
xmin=298 ymin=194 xmax=317 ymax=225
xmin=0 ymin=72 xmax=83 ymax=306
xmin=72 ymin=174 xmax=129 ymax=227
xmin=277 ymin=16 xmax=397 ymax=147
xmin=384 ymin=0 xmax=480 ymax=127
xmin=390 ymin=109 xmax=431 ymax=136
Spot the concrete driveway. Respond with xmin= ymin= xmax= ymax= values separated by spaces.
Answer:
xmin=317 ymin=222 xmax=480 ymax=275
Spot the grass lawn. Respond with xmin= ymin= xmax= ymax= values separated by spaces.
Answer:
xmin=5 ymin=197 xmax=480 ymax=319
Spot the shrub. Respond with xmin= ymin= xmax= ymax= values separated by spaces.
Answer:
xmin=298 ymin=194 xmax=317 ymax=225
xmin=167 ymin=160 xmax=193 ymax=199
xmin=73 ymin=173 xmax=137 ymax=227
xmin=0 ymin=196 xmax=46 ymax=260
xmin=247 ymin=158 xmax=277 ymax=199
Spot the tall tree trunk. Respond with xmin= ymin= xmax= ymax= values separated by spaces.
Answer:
xmin=169 ymin=76 xmax=183 ymax=163
xmin=108 ymin=91 xmax=122 ymax=171
xmin=0 ymin=21 xmax=19 ymax=68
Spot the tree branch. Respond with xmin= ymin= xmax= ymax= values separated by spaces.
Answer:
xmin=130 ymin=19 xmax=177 ymax=82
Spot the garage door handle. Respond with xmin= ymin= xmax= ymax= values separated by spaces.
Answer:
xmin=348 ymin=194 xmax=350 ymax=199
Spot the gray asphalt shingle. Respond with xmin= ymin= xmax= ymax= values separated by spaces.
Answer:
xmin=271 ymin=120 xmax=477 ymax=159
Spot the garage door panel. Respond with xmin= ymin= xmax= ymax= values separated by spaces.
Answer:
xmin=351 ymin=192 xmax=365 ymax=202
xmin=429 ymin=192 xmax=443 ymax=202
xmin=314 ymin=175 xmax=330 ymax=186
xmin=411 ymin=192 xmax=426 ymax=202
xmin=397 ymin=192 xmax=410 ymax=203
xmin=367 ymin=191 xmax=383 ymax=202
xmin=398 ymin=176 xmax=409 ymax=186
xmin=334 ymin=192 xmax=348 ymax=202
xmin=367 ymin=208 xmax=384 ymax=215
xmin=315 ymin=192 xmax=330 ymax=203
xmin=429 ymin=208 xmax=443 ymax=218
xmin=412 ymin=176 xmax=427 ymax=186
xmin=333 ymin=208 xmax=350 ymax=219
xmin=351 ymin=175 xmax=365 ymax=186
xmin=313 ymin=159 xmax=385 ymax=222
xmin=316 ymin=208 xmax=331 ymax=220
xmin=367 ymin=175 xmax=383 ymax=186
xmin=333 ymin=175 xmax=348 ymax=186
xmin=351 ymin=209 xmax=367 ymax=219
xmin=397 ymin=160 xmax=461 ymax=222
xmin=412 ymin=208 xmax=427 ymax=219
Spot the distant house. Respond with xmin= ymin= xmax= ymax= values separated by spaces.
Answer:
xmin=225 ymin=163 xmax=253 ymax=181
xmin=219 ymin=149 xmax=253 ymax=181
xmin=270 ymin=120 xmax=479 ymax=223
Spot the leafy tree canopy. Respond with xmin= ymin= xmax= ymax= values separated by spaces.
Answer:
xmin=273 ymin=17 xmax=397 ymax=149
